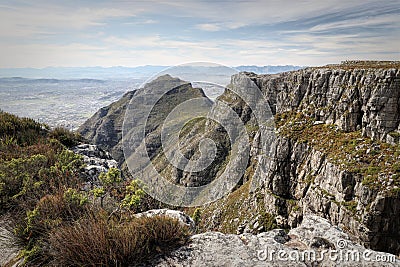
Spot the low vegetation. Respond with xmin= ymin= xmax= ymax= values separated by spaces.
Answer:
xmin=0 ymin=111 xmax=189 ymax=266
xmin=275 ymin=111 xmax=400 ymax=191
xmin=187 ymin=180 xmax=278 ymax=234
xmin=48 ymin=214 xmax=188 ymax=266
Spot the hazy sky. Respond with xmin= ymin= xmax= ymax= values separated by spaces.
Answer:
xmin=1 ymin=0 xmax=399 ymax=68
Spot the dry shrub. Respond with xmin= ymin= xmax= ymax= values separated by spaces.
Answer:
xmin=48 ymin=214 xmax=189 ymax=266
xmin=49 ymin=215 xmax=110 ymax=265
xmin=37 ymin=190 xmax=88 ymax=225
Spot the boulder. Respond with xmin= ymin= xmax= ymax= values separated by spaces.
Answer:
xmin=135 ymin=209 xmax=195 ymax=230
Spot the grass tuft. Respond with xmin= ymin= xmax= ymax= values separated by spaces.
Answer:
xmin=48 ymin=214 xmax=189 ymax=266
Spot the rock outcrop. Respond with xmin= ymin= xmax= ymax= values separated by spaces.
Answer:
xmin=198 ymin=63 xmax=400 ymax=255
xmin=152 ymin=215 xmax=399 ymax=266
xmin=0 ymin=216 xmax=22 ymax=267
xmin=251 ymin=134 xmax=400 ymax=254
xmin=250 ymin=64 xmax=400 ymax=141
xmin=245 ymin=64 xmax=400 ymax=255
xmin=71 ymin=143 xmax=118 ymax=185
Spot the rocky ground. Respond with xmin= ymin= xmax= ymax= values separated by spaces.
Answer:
xmin=2 ymin=209 xmax=399 ymax=266
xmin=152 ymin=213 xmax=400 ymax=266
xmin=0 ymin=216 xmax=22 ymax=267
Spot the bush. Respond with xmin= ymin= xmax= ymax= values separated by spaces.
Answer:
xmin=49 ymin=127 xmax=81 ymax=147
xmin=0 ymin=154 xmax=49 ymax=209
xmin=0 ymin=113 xmax=186 ymax=266
xmin=0 ymin=150 xmax=84 ymax=211
xmin=120 ymin=179 xmax=145 ymax=210
xmin=0 ymin=111 xmax=43 ymax=146
xmin=48 ymin=215 xmax=189 ymax=266
xmin=192 ymin=208 xmax=202 ymax=226
xmin=13 ymin=188 xmax=89 ymax=247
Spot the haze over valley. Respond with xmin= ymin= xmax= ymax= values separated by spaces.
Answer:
xmin=0 ymin=65 xmax=302 ymax=129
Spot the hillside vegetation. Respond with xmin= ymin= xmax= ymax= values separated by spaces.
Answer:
xmin=0 ymin=111 xmax=188 ymax=266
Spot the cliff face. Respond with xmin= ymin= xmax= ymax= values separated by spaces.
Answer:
xmin=253 ymin=134 xmax=400 ymax=254
xmin=197 ymin=64 xmax=400 ymax=255
xmin=250 ymin=66 xmax=400 ymax=141
xmin=250 ymin=66 xmax=400 ymax=252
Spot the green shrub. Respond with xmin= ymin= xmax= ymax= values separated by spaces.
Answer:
xmin=63 ymin=188 xmax=88 ymax=206
xmin=192 ymin=208 xmax=202 ymax=226
xmin=0 ymin=154 xmax=48 ymax=208
xmin=52 ymin=149 xmax=84 ymax=174
xmin=49 ymin=127 xmax=81 ymax=147
xmin=14 ymin=188 xmax=89 ymax=247
xmin=0 ymin=149 xmax=84 ymax=210
xmin=0 ymin=111 xmax=43 ymax=146
xmin=342 ymin=200 xmax=358 ymax=214
xmin=120 ymin=179 xmax=145 ymax=210
xmin=99 ymin=167 xmax=122 ymax=188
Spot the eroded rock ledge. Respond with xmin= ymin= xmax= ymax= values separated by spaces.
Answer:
xmin=153 ymin=215 xmax=399 ymax=267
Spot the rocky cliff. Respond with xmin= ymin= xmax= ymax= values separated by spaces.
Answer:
xmin=197 ymin=62 xmax=400 ymax=255
xmin=250 ymin=61 xmax=400 ymax=141
xmin=78 ymin=61 xmax=400 ymax=256
xmin=246 ymin=62 xmax=400 ymax=255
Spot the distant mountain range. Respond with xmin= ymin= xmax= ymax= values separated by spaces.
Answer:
xmin=0 ymin=65 xmax=305 ymax=79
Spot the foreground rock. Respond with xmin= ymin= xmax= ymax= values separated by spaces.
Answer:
xmin=153 ymin=215 xmax=399 ymax=267
xmin=0 ymin=216 xmax=22 ymax=267
xmin=135 ymin=209 xmax=195 ymax=230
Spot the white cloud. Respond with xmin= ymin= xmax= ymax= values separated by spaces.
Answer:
xmin=309 ymin=14 xmax=400 ymax=32
xmin=0 ymin=0 xmax=399 ymax=68
xmin=0 ymin=4 xmax=134 ymax=38
xmin=195 ymin=21 xmax=247 ymax=32
xmin=155 ymin=0 xmax=395 ymax=29
xmin=196 ymin=23 xmax=222 ymax=32
xmin=123 ymin=19 xmax=158 ymax=25
xmin=105 ymin=36 xmax=162 ymax=48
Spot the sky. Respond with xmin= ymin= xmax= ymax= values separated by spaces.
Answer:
xmin=0 ymin=0 xmax=399 ymax=68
